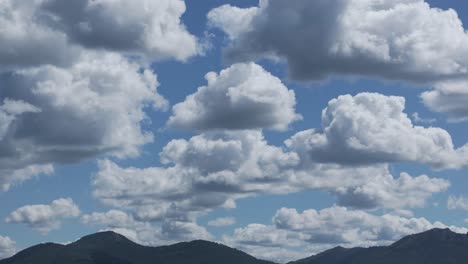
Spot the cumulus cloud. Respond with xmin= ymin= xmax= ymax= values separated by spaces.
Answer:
xmin=422 ymin=80 xmax=468 ymax=121
xmin=168 ymin=63 xmax=301 ymax=131
xmin=5 ymin=198 xmax=81 ymax=234
xmin=93 ymin=130 xmax=301 ymax=222
xmin=81 ymin=210 xmax=212 ymax=246
xmin=209 ymin=0 xmax=468 ymax=81
xmin=0 ymin=0 xmax=198 ymax=190
xmin=447 ymin=195 xmax=468 ymax=210
xmin=0 ymin=52 xmax=167 ymax=190
xmin=0 ymin=0 xmax=198 ymax=71
xmin=92 ymin=128 xmax=448 ymax=230
xmin=39 ymin=0 xmax=200 ymax=62
xmin=0 ymin=0 xmax=80 ymax=70
xmin=207 ymin=4 xmax=259 ymax=40
xmin=334 ymin=172 xmax=449 ymax=209
xmin=0 ymin=236 xmax=16 ymax=260
xmin=286 ymin=93 xmax=468 ymax=169
xmin=224 ymin=206 xmax=468 ymax=262
xmin=208 ymin=217 xmax=236 ymax=227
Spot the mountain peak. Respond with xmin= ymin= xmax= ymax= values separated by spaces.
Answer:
xmin=73 ymin=231 xmax=135 ymax=246
xmin=391 ymin=228 xmax=468 ymax=249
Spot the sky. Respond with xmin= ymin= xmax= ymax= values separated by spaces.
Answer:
xmin=1 ymin=0 xmax=468 ymax=262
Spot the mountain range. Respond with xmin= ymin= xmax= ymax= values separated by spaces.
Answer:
xmin=1 ymin=228 xmax=467 ymax=264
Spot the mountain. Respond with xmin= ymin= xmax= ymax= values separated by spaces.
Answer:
xmin=289 ymin=228 xmax=468 ymax=264
xmin=0 ymin=231 xmax=274 ymax=264
xmin=2 ymin=228 xmax=468 ymax=264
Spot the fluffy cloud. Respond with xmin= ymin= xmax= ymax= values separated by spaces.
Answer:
xmin=93 ymin=130 xmax=301 ymax=222
xmin=0 ymin=0 xmax=80 ymax=70
xmin=422 ymin=81 xmax=468 ymax=121
xmin=207 ymin=217 xmax=236 ymax=227
xmin=81 ymin=210 xmax=212 ymax=246
xmin=93 ymin=128 xmax=447 ymax=228
xmin=0 ymin=236 xmax=16 ymax=260
xmin=207 ymin=4 xmax=259 ymax=40
xmin=447 ymin=195 xmax=468 ymax=210
xmin=5 ymin=198 xmax=81 ymax=234
xmin=209 ymin=0 xmax=468 ymax=81
xmin=286 ymin=93 xmax=468 ymax=169
xmin=0 ymin=52 xmax=167 ymax=190
xmin=0 ymin=0 xmax=198 ymax=71
xmin=39 ymin=0 xmax=199 ymax=62
xmin=334 ymin=172 xmax=449 ymax=209
xmin=168 ymin=63 xmax=301 ymax=131
xmin=224 ymin=206 xmax=468 ymax=262
xmin=0 ymin=0 xmax=196 ymax=191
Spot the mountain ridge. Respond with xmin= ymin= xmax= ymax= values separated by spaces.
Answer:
xmin=2 ymin=228 xmax=468 ymax=264
xmin=0 ymin=231 xmax=274 ymax=264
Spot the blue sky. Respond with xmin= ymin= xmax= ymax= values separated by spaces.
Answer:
xmin=1 ymin=0 xmax=468 ymax=262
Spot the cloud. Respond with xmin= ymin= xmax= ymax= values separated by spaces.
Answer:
xmin=286 ymin=93 xmax=468 ymax=169
xmin=207 ymin=217 xmax=236 ymax=227
xmin=5 ymin=198 xmax=81 ymax=234
xmin=0 ymin=236 xmax=16 ymax=260
xmin=0 ymin=0 xmax=193 ymax=191
xmin=224 ymin=206 xmax=468 ymax=262
xmin=168 ymin=63 xmax=301 ymax=131
xmin=39 ymin=0 xmax=200 ymax=62
xmin=209 ymin=0 xmax=468 ymax=81
xmin=0 ymin=164 xmax=54 ymax=192
xmin=207 ymin=4 xmax=259 ymax=40
xmin=422 ymin=80 xmax=468 ymax=122
xmin=93 ymin=127 xmax=447 ymax=229
xmin=0 ymin=99 xmax=41 ymax=140
xmin=81 ymin=210 xmax=212 ymax=246
xmin=0 ymin=51 xmax=167 ymax=191
xmin=412 ymin=112 xmax=436 ymax=125
xmin=93 ymin=130 xmax=301 ymax=222
xmin=447 ymin=195 xmax=468 ymax=210
xmin=334 ymin=172 xmax=449 ymax=209
xmin=0 ymin=0 xmax=80 ymax=70
xmin=0 ymin=0 xmax=199 ymax=71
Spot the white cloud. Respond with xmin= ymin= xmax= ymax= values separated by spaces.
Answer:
xmin=224 ymin=206 xmax=468 ymax=262
xmin=81 ymin=210 xmax=212 ymax=246
xmin=93 ymin=130 xmax=301 ymax=222
xmin=168 ymin=63 xmax=301 ymax=131
xmin=334 ymin=172 xmax=449 ymax=209
xmin=39 ymin=0 xmax=200 ymax=62
xmin=208 ymin=217 xmax=236 ymax=227
xmin=0 ymin=51 xmax=167 ymax=190
xmin=447 ymin=195 xmax=468 ymax=210
xmin=422 ymin=80 xmax=468 ymax=121
xmin=0 ymin=235 xmax=16 ymax=260
xmin=207 ymin=5 xmax=259 ymax=40
xmin=412 ymin=112 xmax=436 ymax=124
xmin=209 ymin=0 xmax=468 ymax=81
xmin=93 ymin=128 xmax=448 ymax=228
xmin=81 ymin=210 xmax=137 ymax=228
xmin=5 ymin=198 xmax=81 ymax=234
xmin=0 ymin=0 xmax=192 ymax=191
xmin=286 ymin=93 xmax=468 ymax=169
xmin=0 ymin=0 xmax=80 ymax=70
xmin=0 ymin=0 xmax=199 ymax=71
xmin=0 ymin=164 xmax=54 ymax=192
